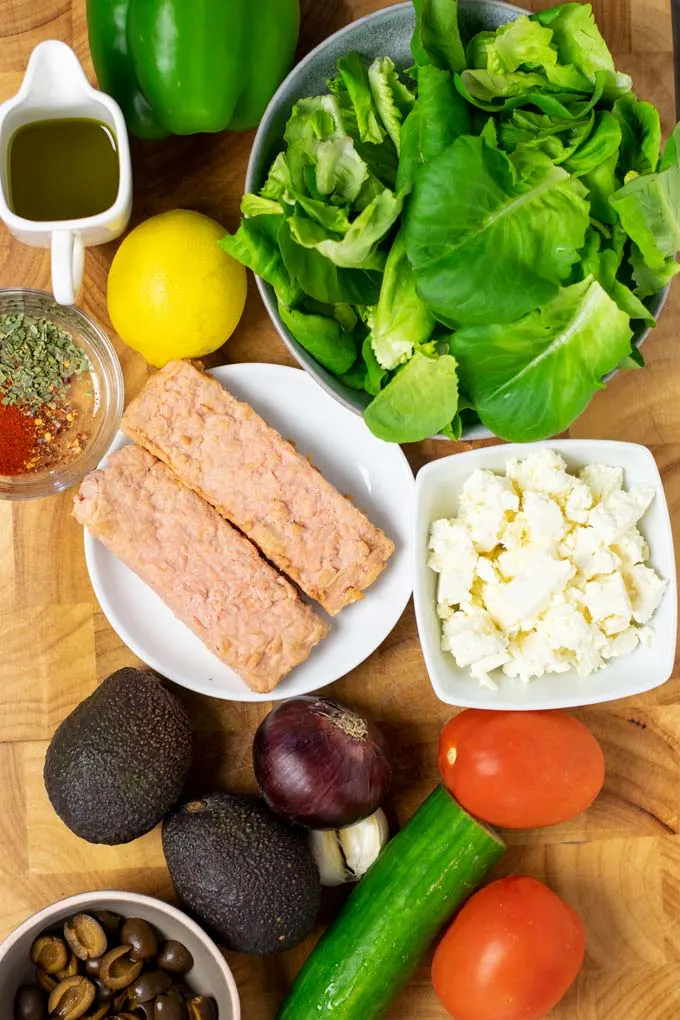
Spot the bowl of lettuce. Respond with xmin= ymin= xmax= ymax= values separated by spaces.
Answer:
xmin=223 ymin=0 xmax=678 ymax=444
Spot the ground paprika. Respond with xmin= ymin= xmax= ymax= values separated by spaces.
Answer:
xmin=0 ymin=402 xmax=37 ymax=475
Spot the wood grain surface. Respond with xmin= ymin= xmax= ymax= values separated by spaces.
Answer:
xmin=0 ymin=0 xmax=679 ymax=1017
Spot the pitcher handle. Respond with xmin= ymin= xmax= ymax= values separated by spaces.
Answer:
xmin=51 ymin=229 xmax=84 ymax=306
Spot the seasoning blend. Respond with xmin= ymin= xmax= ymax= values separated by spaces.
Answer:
xmin=0 ymin=312 xmax=92 ymax=476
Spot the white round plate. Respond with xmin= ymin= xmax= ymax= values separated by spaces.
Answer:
xmin=84 ymin=363 xmax=415 ymax=702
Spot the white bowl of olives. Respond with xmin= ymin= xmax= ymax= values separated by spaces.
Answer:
xmin=1 ymin=890 xmax=241 ymax=1020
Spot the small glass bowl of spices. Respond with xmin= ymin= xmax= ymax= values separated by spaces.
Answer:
xmin=0 ymin=289 xmax=123 ymax=499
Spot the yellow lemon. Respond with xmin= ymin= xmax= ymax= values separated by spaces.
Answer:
xmin=107 ymin=209 xmax=247 ymax=368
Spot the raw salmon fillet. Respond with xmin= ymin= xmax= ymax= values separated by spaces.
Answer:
xmin=74 ymin=444 xmax=328 ymax=693
xmin=122 ymin=360 xmax=395 ymax=615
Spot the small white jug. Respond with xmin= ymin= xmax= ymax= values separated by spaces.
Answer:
xmin=0 ymin=40 xmax=132 ymax=305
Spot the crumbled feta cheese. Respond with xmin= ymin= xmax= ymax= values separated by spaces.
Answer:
xmin=428 ymin=451 xmax=665 ymax=687
xmin=428 ymin=519 xmax=478 ymax=608
xmin=560 ymin=526 xmax=620 ymax=580
xmin=483 ymin=554 xmax=575 ymax=632
xmin=589 ymin=485 xmax=655 ymax=545
xmin=580 ymin=463 xmax=623 ymax=502
xmin=457 ymin=469 xmax=520 ymax=552
xmin=522 ymin=491 xmax=567 ymax=547
xmin=564 ymin=479 xmax=593 ymax=524
xmin=582 ymin=573 xmax=632 ymax=635
xmin=625 ymin=563 xmax=668 ymax=624
xmin=613 ymin=527 xmax=649 ymax=568
xmin=506 ymin=449 xmax=573 ymax=499
xmin=441 ymin=606 xmax=507 ymax=667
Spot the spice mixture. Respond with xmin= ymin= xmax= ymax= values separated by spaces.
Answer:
xmin=0 ymin=312 xmax=92 ymax=476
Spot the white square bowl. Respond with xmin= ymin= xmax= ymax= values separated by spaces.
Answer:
xmin=413 ymin=440 xmax=677 ymax=709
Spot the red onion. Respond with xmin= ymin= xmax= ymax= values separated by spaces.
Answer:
xmin=253 ymin=696 xmax=391 ymax=829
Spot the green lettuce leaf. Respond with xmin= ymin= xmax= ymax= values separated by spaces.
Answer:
xmin=610 ymin=124 xmax=680 ymax=268
xmin=411 ymin=0 xmax=466 ymax=73
xmin=580 ymin=228 xmax=654 ymax=324
xmin=261 ymin=152 xmax=292 ymax=201
xmin=364 ymin=350 xmax=459 ymax=441
xmin=335 ymin=52 xmax=385 ymax=145
xmin=397 ymin=64 xmax=471 ymax=191
xmin=278 ymin=219 xmax=382 ymax=305
xmin=451 ymin=277 xmax=633 ymax=441
xmin=287 ymin=188 xmax=402 ymax=270
xmin=404 ymin=136 xmax=590 ymax=325
xmin=362 ymin=334 xmax=386 ymax=396
xmin=367 ymin=58 xmax=415 ymax=152
xmin=467 ymin=18 xmax=557 ymax=74
xmin=499 ymin=108 xmax=594 ymax=163
xmin=368 ymin=230 xmax=435 ymax=370
xmin=629 ymin=243 xmax=680 ymax=297
xmin=220 ymin=215 xmax=302 ymax=308
xmin=534 ymin=3 xmax=632 ymax=98
xmin=240 ymin=193 xmax=283 ymax=217
xmin=581 ymin=148 xmax=620 ymax=223
xmin=564 ymin=110 xmax=621 ymax=176
xmin=613 ymin=94 xmax=661 ymax=176
xmin=278 ymin=302 xmax=358 ymax=374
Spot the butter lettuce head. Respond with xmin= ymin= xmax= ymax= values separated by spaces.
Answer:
xmin=404 ymin=135 xmax=590 ymax=325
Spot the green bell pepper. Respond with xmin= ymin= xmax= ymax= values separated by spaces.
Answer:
xmin=87 ymin=0 xmax=301 ymax=138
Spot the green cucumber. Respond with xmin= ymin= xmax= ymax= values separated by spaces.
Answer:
xmin=278 ymin=785 xmax=505 ymax=1019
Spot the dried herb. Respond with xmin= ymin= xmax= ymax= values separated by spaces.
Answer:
xmin=0 ymin=312 xmax=90 ymax=412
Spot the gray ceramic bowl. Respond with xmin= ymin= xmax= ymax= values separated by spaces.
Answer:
xmin=0 ymin=890 xmax=241 ymax=1018
xmin=246 ymin=0 xmax=669 ymax=441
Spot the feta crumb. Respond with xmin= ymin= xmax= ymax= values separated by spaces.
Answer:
xmin=589 ymin=485 xmax=655 ymax=545
xmin=457 ymin=469 xmax=520 ymax=552
xmin=429 ymin=519 xmax=478 ymax=608
xmin=580 ymin=463 xmax=624 ymax=502
xmin=625 ymin=563 xmax=668 ymax=624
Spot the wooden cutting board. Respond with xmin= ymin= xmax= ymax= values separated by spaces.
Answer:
xmin=0 ymin=0 xmax=678 ymax=1017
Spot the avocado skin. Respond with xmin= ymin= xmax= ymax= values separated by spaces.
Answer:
xmin=44 ymin=668 xmax=192 ymax=845
xmin=162 ymin=792 xmax=321 ymax=954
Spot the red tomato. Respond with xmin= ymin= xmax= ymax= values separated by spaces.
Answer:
xmin=438 ymin=709 xmax=605 ymax=828
xmin=432 ymin=876 xmax=585 ymax=1020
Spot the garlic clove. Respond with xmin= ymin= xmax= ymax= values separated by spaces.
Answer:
xmin=310 ymin=808 xmax=389 ymax=887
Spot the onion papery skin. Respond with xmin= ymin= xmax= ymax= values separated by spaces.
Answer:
xmin=253 ymin=696 xmax=392 ymax=829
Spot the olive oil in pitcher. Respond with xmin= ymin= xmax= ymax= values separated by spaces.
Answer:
xmin=7 ymin=117 xmax=119 ymax=221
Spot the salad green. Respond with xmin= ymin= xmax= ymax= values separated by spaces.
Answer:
xmin=222 ymin=0 xmax=680 ymax=443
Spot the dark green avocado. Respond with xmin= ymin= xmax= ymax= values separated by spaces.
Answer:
xmin=44 ymin=668 xmax=192 ymax=845
xmin=162 ymin=792 xmax=321 ymax=954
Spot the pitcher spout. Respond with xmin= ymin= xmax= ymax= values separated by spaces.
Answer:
xmin=18 ymin=40 xmax=92 ymax=110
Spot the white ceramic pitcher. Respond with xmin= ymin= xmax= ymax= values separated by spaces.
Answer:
xmin=0 ymin=40 xmax=132 ymax=305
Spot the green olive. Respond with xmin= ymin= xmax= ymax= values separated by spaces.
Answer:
xmin=91 ymin=911 xmax=122 ymax=935
xmin=120 ymin=918 xmax=158 ymax=962
xmin=81 ymin=1006 xmax=109 ymax=1020
xmin=35 ymin=969 xmax=58 ymax=994
xmin=154 ymin=991 xmax=187 ymax=1020
xmin=84 ymin=957 xmax=102 ymax=978
xmin=92 ymin=977 xmax=115 ymax=1003
xmin=128 ymin=969 xmax=172 ymax=1004
xmin=157 ymin=941 xmax=194 ymax=976
xmin=13 ymin=984 xmax=47 ymax=1020
xmin=47 ymin=975 xmax=96 ymax=1020
xmin=98 ymin=945 xmax=143 ymax=991
xmin=64 ymin=914 xmax=108 ymax=961
xmin=30 ymin=934 xmax=69 ymax=974
xmin=184 ymin=997 xmax=217 ymax=1020
xmin=57 ymin=953 xmax=80 ymax=979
